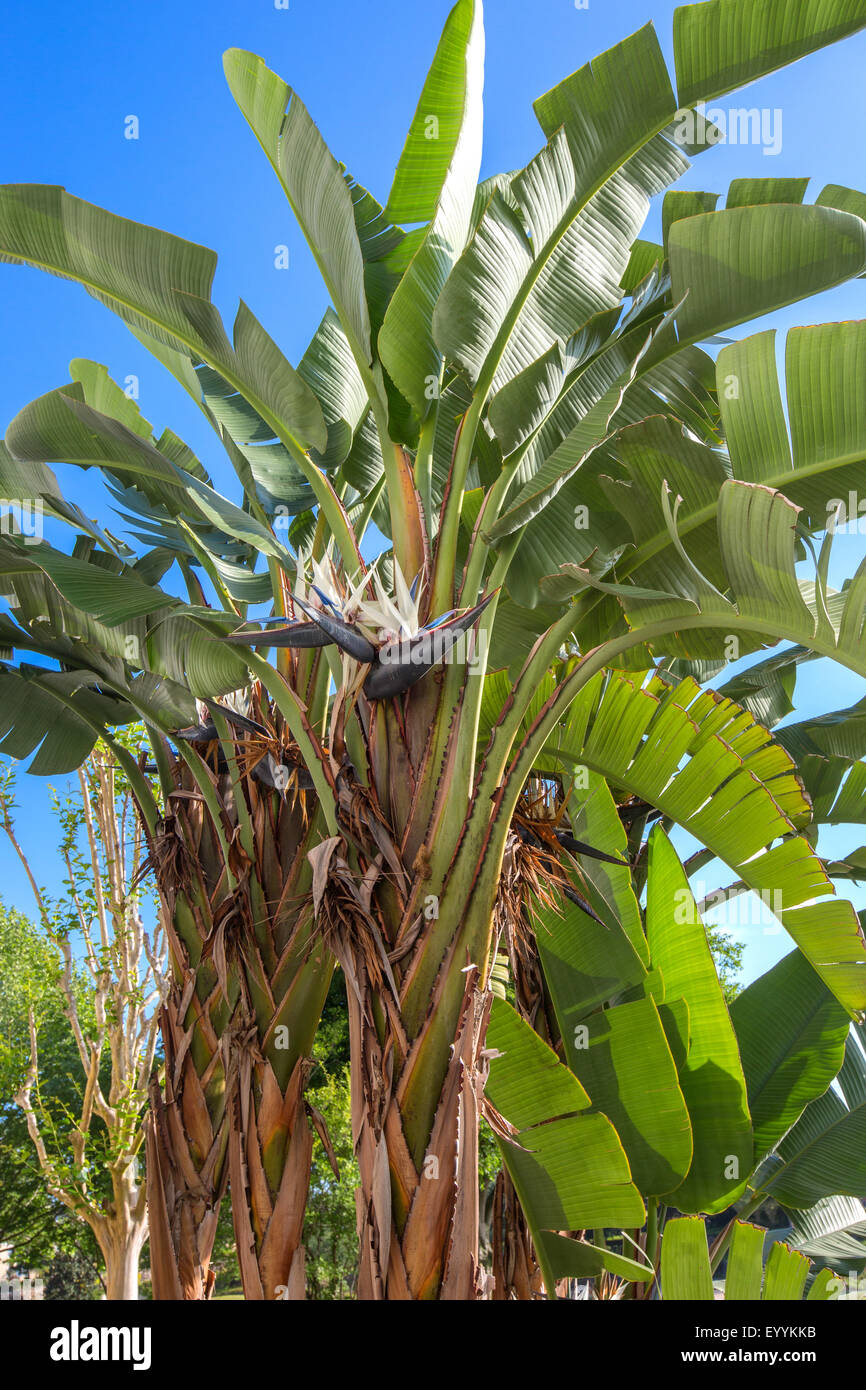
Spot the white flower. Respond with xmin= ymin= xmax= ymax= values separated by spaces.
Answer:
xmin=295 ymin=551 xmax=426 ymax=646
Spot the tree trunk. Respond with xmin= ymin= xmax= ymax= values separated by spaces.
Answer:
xmin=491 ymin=1169 xmax=542 ymax=1300
xmin=348 ymin=955 xmax=492 ymax=1300
xmin=103 ymin=1233 xmax=145 ymax=1301
xmin=143 ymin=702 xmax=332 ymax=1300
xmin=307 ymin=673 xmax=509 ymax=1299
xmin=228 ymin=1052 xmax=314 ymax=1300
xmin=95 ymin=1165 xmax=147 ymax=1300
xmin=145 ymin=1063 xmax=225 ymax=1300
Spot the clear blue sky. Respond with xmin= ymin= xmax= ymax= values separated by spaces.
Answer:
xmin=1 ymin=0 xmax=865 ymax=985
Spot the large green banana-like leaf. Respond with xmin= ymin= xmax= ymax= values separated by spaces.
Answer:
xmin=657 ymin=645 xmax=820 ymax=732
xmin=127 ymin=321 xmax=320 ymax=520
xmin=0 ymin=538 xmax=241 ymax=706
xmin=560 ymin=769 xmax=648 ymax=963
xmin=561 ymin=478 xmax=866 ymax=680
xmin=378 ymin=0 xmax=484 ymax=418
xmin=673 ymin=0 xmax=866 ymax=108
xmin=69 ymin=347 xmax=314 ymax=530
xmin=68 ymin=357 xmax=300 ymax=568
xmin=484 ymin=204 xmax=866 ymax=612
xmin=515 ymin=668 xmax=866 ymax=1012
xmin=717 ymin=320 xmax=866 ymax=524
xmin=661 ymin=188 xmax=719 ymax=247
xmin=660 ymin=1216 xmax=831 ymax=1301
xmin=667 ymin=204 xmax=866 ymax=347
xmin=222 ymin=50 xmax=372 ymax=368
xmin=0 ymin=184 xmax=216 ymax=349
xmin=221 ymin=47 xmax=427 ymax=557
xmin=193 ymin=363 xmax=317 ymax=519
xmin=561 ymin=995 xmax=693 ymax=1199
xmin=485 ymin=998 xmax=645 ymax=1223
xmin=0 ymin=663 xmax=131 ymax=775
xmin=783 ymin=1196 xmax=866 ymax=1271
xmin=2 ymin=372 xmax=255 ymax=564
xmin=5 ymin=389 xmax=288 ymax=566
xmin=529 ymin=320 xmax=866 ymax=632
xmin=533 ymin=1230 xmax=653 ymax=1286
xmin=724 ymin=1220 xmax=770 ymax=1301
xmin=0 ymin=533 xmax=250 ymax=708
xmin=799 ymin=756 xmax=866 ymax=832
xmin=768 ymin=695 xmax=866 ymax=845
xmin=7 ymin=384 xmax=187 ymax=489
xmin=0 ymin=439 xmax=122 ymax=556
xmin=0 ymin=558 xmax=148 ymax=673
xmin=297 ymin=308 xmax=370 ymax=473
xmin=660 ymin=1215 xmax=715 ymax=1300
xmin=482 ymin=316 xmax=669 ymax=554
xmin=434 ymin=26 xmax=686 ymax=409
xmin=646 ymin=829 xmax=752 ymax=1213
xmin=730 ymin=950 xmax=850 ymax=1162
xmin=760 ymin=1022 xmax=866 ymax=1207
xmin=0 ymin=534 xmax=177 ymax=627
xmin=0 ymin=184 xmax=355 ymax=553
xmin=0 ymin=188 xmax=326 ymax=458
xmin=716 ymin=647 xmax=819 ymax=729
xmin=500 ymin=718 xmax=820 ymax=1212
xmin=527 ymin=861 xmax=648 ymax=1021
xmin=777 ymin=698 xmax=866 ymax=762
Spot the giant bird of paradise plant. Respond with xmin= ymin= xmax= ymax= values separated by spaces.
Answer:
xmin=3 ymin=0 xmax=866 ymax=1299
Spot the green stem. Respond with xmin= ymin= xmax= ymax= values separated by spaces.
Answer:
xmin=645 ymin=1198 xmax=659 ymax=1299
xmin=145 ymin=725 xmax=176 ymax=806
xmin=210 ymin=708 xmax=255 ymax=860
xmin=431 ymin=395 xmax=484 ymax=616
xmin=414 ymin=410 xmax=437 ymax=541
xmin=709 ymin=1194 xmax=764 ymax=1275
xmin=173 ymin=741 xmax=237 ymax=889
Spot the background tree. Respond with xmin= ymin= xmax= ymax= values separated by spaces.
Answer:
xmin=0 ymin=741 xmax=167 ymax=1299
xmin=0 ymin=903 xmax=104 ymax=1278
xmin=43 ymin=1249 xmax=101 ymax=1301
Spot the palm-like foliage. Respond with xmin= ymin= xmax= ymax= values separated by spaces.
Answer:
xmin=2 ymin=0 xmax=866 ymax=1299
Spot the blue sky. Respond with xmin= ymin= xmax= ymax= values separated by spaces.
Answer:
xmin=1 ymin=0 xmax=865 ymax=986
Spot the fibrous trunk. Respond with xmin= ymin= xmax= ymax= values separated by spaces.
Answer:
xmin=350 ymin=959 xmax=492 ymax=1299
xmin=143 ymin=703 xmax=332 ymax=1299
xmin=311 ymin=685 xmax=503 ymax=1300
